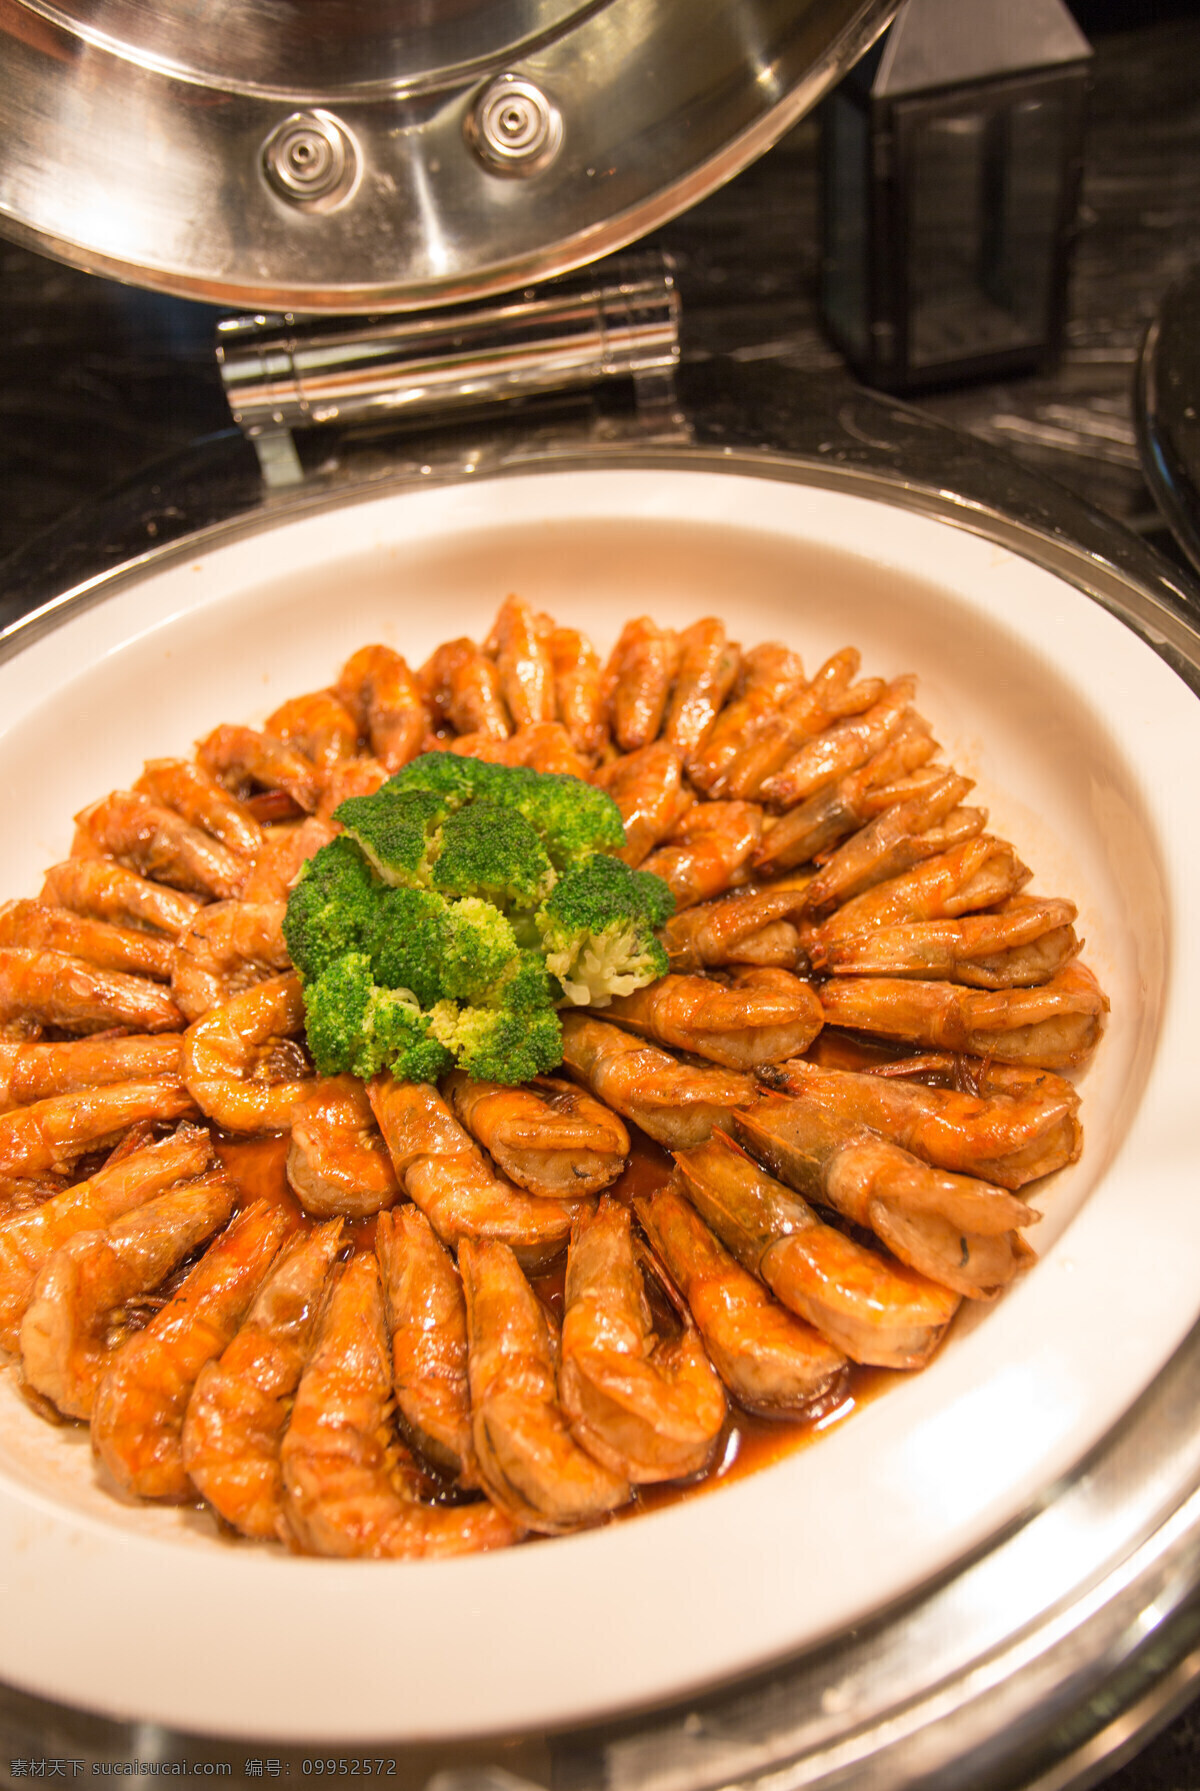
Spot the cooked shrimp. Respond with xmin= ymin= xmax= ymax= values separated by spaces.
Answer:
xmin=0 ymin=1125 xmax=213 ymax=1349
xmin=546 ymin=625 xmax=607 ymax=757
xmin=635 ymin=1182 xmax=848 ymax=1417
xmin=367 ymin=1076 xmax=584 ymax=1268
xmin=420 ymin=638 xmax=511 ymax=739
xmin=559 ymin=1013 xmax=757 ymax=1148
xmin=660 ymin=877 xmax=813 ymax=971
xmin=0 ymin=1032 xmax=181 ymax=1111
xmin=280 ymin=1249 xmax=521 ymax=1558
xmin=171 ymin=900 xmax=291 ymax=1022
xmin=0 ymin=948 xmax=183 ymax=1035
xmin=0 ymin=899 xmax=174 ymax=982
xmin=92 ymin=1198 xmax=295 ymax=1498
xmin=287 ymin=1075 xmax=400 ymax=1218
xmin=444 ymin=1070 xmax=629 ymax=1198
xmin=602 ymin=617 xmax=680 ymax=752
xmin=315 ymin=756 xmax=389 ymax=822
xmin=594 ymin=740 xmax=692 ymax=868
xmin=264 ymin=690 xmax=359 ymax=769
xmin=673 ymin=1135 xmax=960 ymax=1368
xmin=335 ymin=644 xmax=429 ymax=772
xmin=605 ymin=967 xmax=824 ymax=1069
xmin=641 ymin=801 xmax=764 ymax=909
xmin=758 ymin=1056 xmax=1081 ymax=1190
xmin=662 ymin=619 xmax=740 ymax=757
xmin=18 ymin=1172 xmax=236 ymax=1419
xmin=40 ymin=858 xmax=204 ymax=939
xmin=375 ymin=1206 xmax=476 ymax=1483
xmin=687 ymin=643 xmax=807 ymax=796
xmin=817 ymin=960 xmax=1109 ymax=1071
xmin=800 ymin=773 xmax=981 ymax=917
xmin=181 ymin=973 xmax=316 ymax=1134
xmin=811 ymin=894 xmax=1081 ymax=989
xmin=135 ymin=759 xmax=263 ymax=860
xmin=182 ymin=1221 xmax=345 ymax=1538
xmin=74 ymin=791 xmax=246 ymax=900
xmin=238 ymin=817 xmax=336 ymax=903
xmin=758 ymin=677 xmax=919 ymax=810
xmin=733 ymin=1097 xmax=1035 ymax=1299
xmin=197 ymin=725 xmax=321 ymax=814
xmin=559 ymin=1195 xmax=726 ymax=1483
xmin=448 ymin=722 xmax=590 ymax=780
xmin=716 ymin=649 xmax=886 ymax=801
xmin=486 ymin=595 xmax=555 ymax=728
xmin=0 ymin=1080 xmax=198 ymax=1181
xmin=752 ymin=720 xmax=939 ymax=878
xmin=809 ymin=837 xmax=1032 ymax=949
xmin=460 ymin=1237 xmax=630 ymax=1531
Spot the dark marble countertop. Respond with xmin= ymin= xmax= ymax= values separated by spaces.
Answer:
xmin=2 ymin=15 xmax=1200 ymax=1791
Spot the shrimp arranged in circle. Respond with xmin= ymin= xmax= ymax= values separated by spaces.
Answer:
xmin=287 ymin=1075 xmax=400 ymax=1218
xmin=375 ymin=1206 xmax=476 ymax=1484
xmin=182 ymin=973 xmax=317 ymax=1134
xmin=443 ymin=1070 xmax=629 ymax=1199
xmin=335 ymin=644 xmax=429 ymax=772
xmin=0 ymin=948 xmax=183 ymax=1035
xmin=171 ymin=899 xmax=291 ymax=1022
xmin=560 ymin=1013 xmax=757 ymax=1149
xmin=605 ymin=967 xmax=824 ymax=1070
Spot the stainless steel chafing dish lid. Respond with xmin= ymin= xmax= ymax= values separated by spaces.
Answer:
xmin=0 ymin=0 xmax=894 ymax=313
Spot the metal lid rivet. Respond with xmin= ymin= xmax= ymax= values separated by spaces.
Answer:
xmin=263 ymin=110 xmax=358 ymax=209
xmin=467 ymin=76 xmax=563 ymax=177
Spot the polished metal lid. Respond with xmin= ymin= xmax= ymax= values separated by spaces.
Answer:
xmin=0 ymin=0 xmax=893 ymax=313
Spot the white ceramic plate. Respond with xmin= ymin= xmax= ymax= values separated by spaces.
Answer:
xmin=0 ymin=465 xmax=1195 ymax=1744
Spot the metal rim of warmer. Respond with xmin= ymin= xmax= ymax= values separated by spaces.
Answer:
xmin=0 ymin=0 xmax=897 ymax=312
xmin=0 ymin=427 xmax=1199 ymax=1787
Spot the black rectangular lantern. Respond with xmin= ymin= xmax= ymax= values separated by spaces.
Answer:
xmin=819 ymin=0 xmax=1092 ymax=392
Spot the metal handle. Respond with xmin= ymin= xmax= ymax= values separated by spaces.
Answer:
xmin=216 ymin=253 xmax=680 ymax=485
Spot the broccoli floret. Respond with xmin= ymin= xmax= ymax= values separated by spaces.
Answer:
xmin=384 ymin=751 xmax=626 ymax=868
xmin=334 ymin=788 xmax=448 ymax=887
xmin=439 ymin=897 xmax=521 ymax=1004
xmin=382 ymin=751 xmax=500 ymax=810
xmin=537 ymin=853 xmax=673 ymax=1007
xmin=368 ymin=885 xmax=450 ymax=1008
xmin=431 ymin=1001 xmax=563 ymax=1085
xmin=302 ymin=953 xmax=453 ymax=1082
xmin=282 ymin=836 xmax=380 ymax=982
xmin=429 ymin=801 xmax=555 ymax=912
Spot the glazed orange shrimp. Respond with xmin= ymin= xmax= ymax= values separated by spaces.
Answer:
xmin=18 ymin=1172 xmax=236 ymax=1419
xmin=237 ymin=817 xmax=336 ymax=903
xmin=816 ymin=960 xmax=1109 ymax=1071
xmin=315 ymin=756 xmax=389 ymax=822
xmin=0 ymin=948 xmax=183 ymax=1035
xmin=460 ymin=1237 xmax=630 ymax=1532
xmin=660 ymin=877 xmax=814 ymax=971
xmin=606 ymin=967 xmax=824 ymax=1070
xmin=718 ymin=649 xmax=886 ymax=801
xmin=40 ymin=858 xmax=204 ymax=939
xmin=661 ymin=619 xmax=740 ymax=757
xmin=375 ymin=1206 xmax=477 ymax=1484
xmin=181 ymin=1220 xmax=345 ymax=1537
xmin=367 ymin=1076 xmax=584 ymax=1269
xmin=545 ymin=625 xmax=608 ymax=757
xmin=335 ymin=644 xmax=429 ymax=772
xmin=559 ymin=1013 xmax=757 ymax=1149
xmin=171 ymin=900 xmax=291 ymax=1022
xmin=687 ymin=643 xmax=807 ymax=796
xmin=758 ymin=1056 xmax=1081 ymax=1190
xmin=635 ymin=1182 xmax=848 ymax=1417
xmin=811 ymin=894 xmax=1081 ymax=989
xmin=752 ymin=719 xmax=939 ymax=878
xmin=0 ymin=899 xmax=175 ymax=982
xmin=559 ymin=1196 xmax=727 ymax=1483
xmin=759 ymin=677 xmax=919 ymax=810
xmin=443 ymin=1070 xmax=630 ymax=1198
xmin=181 ymin=973 xmax=318 ymax=1134
xmin=0 ymin=1080 xmax=198 ymax=1181
xmin=448 ymin=721 xmax=590 ymax=780
xmin=421 ymin=638 xmax=511 ymax=739
xmin=280 ymin=1249 xmax=521 ymax=1558
xmin=0 ymin=1034 xmax=183 ymax=1113
xmin=674 ymin=1136 xmax=960 ymax=1368
xmin=641 ymin=800 xmax=764 ymax=909
xmin=264 ymin=690 xmax=360 ymax=770
xmin=594 ymin=740 xmax=692 ymax=868
xmin=602 ymin=617 xmax=680 ymax=753
xmin=0 ymin=1124 xmax=213 ymax=1349
xmin=287 ymin=1075 xmax=400 ymax=1218
xmin=134 ymin=759 xmax=263 ymax=861
xmin=733 ymin=1097 xmax=1035 ymax=1299
xmin=197 ymin=724 xmax=322 ymax=814
xmin=800 ymin=773 xmax=982 ymax=917
xmin=92 ymin=1198 xmax=295 ymax=1498
xmin=809 ymin=836 xmax=1032 ymax=949
xmin=485 ymin=595 xmax=556 ymax=728
xmin=73 ymin=791 xmax=246 ymax=900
